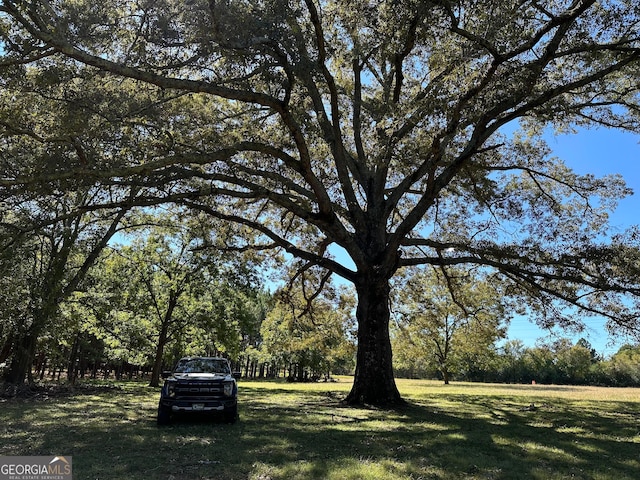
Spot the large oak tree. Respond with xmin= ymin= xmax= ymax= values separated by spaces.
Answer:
xmin=1 ymin=0 xmax=640 ymax=404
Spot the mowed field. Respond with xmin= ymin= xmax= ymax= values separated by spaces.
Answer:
xmin=1 ymin=377 xmax=639 ymax=479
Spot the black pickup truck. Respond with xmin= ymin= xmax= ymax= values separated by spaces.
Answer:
xmin=157 ymin=357 xmax=240 ymax=425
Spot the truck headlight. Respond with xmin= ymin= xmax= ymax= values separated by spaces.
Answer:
xmin=167 ymin=383 xmax=176 ymax=397
xmin=223 ymin=382 xmax=234 ymax=397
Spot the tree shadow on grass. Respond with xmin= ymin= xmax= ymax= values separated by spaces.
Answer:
xmin=148 ymin=388 xmax=640 ymax=479
xmin=1 ymin=383 xmax=639 ymax=479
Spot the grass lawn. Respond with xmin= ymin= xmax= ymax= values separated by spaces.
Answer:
xmin=1 ymin=377 xmax=639 ymax=479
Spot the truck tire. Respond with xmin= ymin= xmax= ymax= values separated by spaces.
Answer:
xmin=157 ymin=404 xmax=172 ymax=425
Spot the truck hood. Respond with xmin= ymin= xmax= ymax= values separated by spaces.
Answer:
xmin=170 ymin=373 xmax=232 ymax=381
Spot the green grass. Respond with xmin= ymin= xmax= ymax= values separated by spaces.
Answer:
xmin=1 ymin=378 xmax=639 ymax=479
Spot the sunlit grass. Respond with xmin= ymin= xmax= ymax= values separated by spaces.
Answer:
xmin=1 ymin=377 xmax=639 ymax=479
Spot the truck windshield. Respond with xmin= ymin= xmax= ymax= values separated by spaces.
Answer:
xmin=174 ymin=358 xmax=231 ymax=374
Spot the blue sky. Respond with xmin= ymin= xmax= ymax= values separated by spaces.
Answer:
xmin=504 ymin=127 xmax=640 ymax=356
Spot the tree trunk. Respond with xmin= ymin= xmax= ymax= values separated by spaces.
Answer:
xmin=0 ymin=332 xmax=13 ymax=364
xmin=67 ymin=333 xmax=80 ymax=384
xmin=149 ymin=298 xmax=177 ymax=387
xmin=244 ymin=356 xmax=250 ymax=378
xmin=149 ymin=320 xmax=170 ymax=387
xmin=4 ymin=328 xmax=39 ymax=385
xmin=442 ymin=367 xmax=450 ymax=385
xmin=39 ymin=357 xmax=47 ymax=380
xmin=345 ymin=276 xmax=403 ymax=406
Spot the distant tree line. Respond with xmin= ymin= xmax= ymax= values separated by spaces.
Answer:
xmin=394 ymin=338 xmax=640 ymax=387
xmin=390 ymin=267 xmax=640 ymax=387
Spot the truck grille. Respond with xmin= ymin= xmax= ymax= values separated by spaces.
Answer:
xmin=174 ymin=382 xmax=224 ymax=397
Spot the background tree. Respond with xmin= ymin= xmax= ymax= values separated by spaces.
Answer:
xmin=236 ymin=290 xmax=273 ymax=379
xmin=392 ymin=267 xmax=508 ymax=384
xmin=2 ymin=1 xmax=640 ymax=403
xmin=261 ymin=272 xmax=356 ymax=381
xmin=47 ymin=297 xmax=107 ymax=383
xmin=0 ymin=192 xmax=129 ymax=384
xmin=0 ymin=218 xmax=34 ymax=368
xmin=600 ymin=344 xmax=640 ymax=386
xmin=79 ymin=209 xmax=266 ymax=386
xmin=495 ymin=340 xmax=529 ymax=384
xmin=553 ymin=338 xmax=594 ymax=384
xmin=0 ymin=43 xmax=160 ymax=384
xmin=99 ymin=216 xmax=209 ymax=387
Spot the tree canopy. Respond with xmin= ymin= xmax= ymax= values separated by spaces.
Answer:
xmin=1 ymin=0 xmax=640 ymax=404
